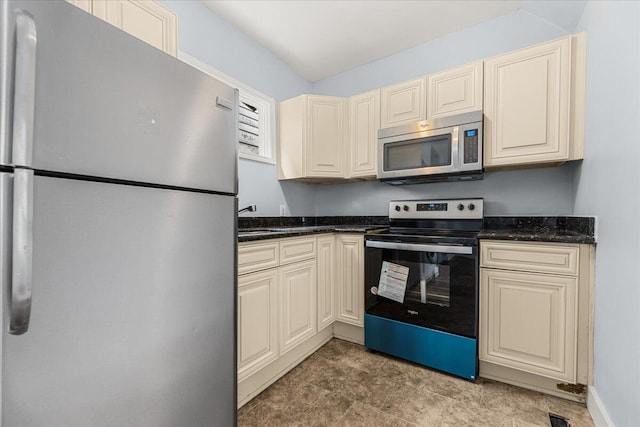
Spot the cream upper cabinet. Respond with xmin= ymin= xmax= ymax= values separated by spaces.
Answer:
xmin=336 ymin=234 xmax=364 ymax=326
xmin=67 ymin=0 xmax=177 ymax=56
xmin=100 ymin=1 xmax=177 ymax=56
xmin=380 ymin=76 xmax=427 ymax=128
xmin=348 ymin=90 xmax=380 ymax=179
xmin=480 ymin=240 xmax=594 ymax=391
xmin=317 ymin=235 xmax=337 ymax=331
xmin=278 ymin=259 xmax=317 ymax=355
xmin=427 ymin=61 xmax=483 ymax=120
xmin=237 ymin=269 xmax=279 ymax=381
xmin=483 ymin=36 xmax=585 ymax=168
xmin=66 ymin=0 xmax=93 ymax=13
xmin=278 ymin=95 xmax=347 ymax=180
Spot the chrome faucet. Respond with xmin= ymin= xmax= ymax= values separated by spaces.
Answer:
xmin=238 ymin=204 xmax=257 ymax=215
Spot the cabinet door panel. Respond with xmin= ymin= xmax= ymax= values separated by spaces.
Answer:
xmin=484 ymin=38 xmax=570 ymax=166
xmin=306 ymin=96 xmax=347 ymax=177
xmin=317 ymin=236 xmax=336 ymax=330
xmin=101 ymin=0 xmax=177 ymax=55
xmin=480 ymin=269 xmax=577 ymax=382
xmin=279 ymin=260 xmax=317 ymax=355
xmin=381 ymin=77 xmax=427 ymax=128
xmin=427 ymin=61 xmax=483 ymax=119
xmin=66 ymin=0 xmax=92 ymax=13
xmin=336 ymin=235 xmax=364 ymax=326
xmin=238 ymin=269 xmax=278 ymax=380
xmin=349 ymin=90 xmax=380 ymax=178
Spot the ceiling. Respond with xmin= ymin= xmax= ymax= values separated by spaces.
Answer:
xmin=203 ymin=0 xmax=586 ymax=83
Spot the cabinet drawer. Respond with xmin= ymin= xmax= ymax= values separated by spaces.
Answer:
xmin=481 ymin=241 xmax=579 ymax=276
xmin=238 ymin=241 xmax=279 ymax=275
xmin=280 ymin=237 xmax=317 ymax=265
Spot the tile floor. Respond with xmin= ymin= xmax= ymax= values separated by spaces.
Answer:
xmin=238 ymin=338 xmax=595 ymax=427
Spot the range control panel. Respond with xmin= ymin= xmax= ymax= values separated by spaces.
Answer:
xmin=389 ymin=198 xmax=483 ymax=220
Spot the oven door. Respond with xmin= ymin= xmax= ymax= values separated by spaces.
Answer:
xmin=365 ymin=239 xmax=478 ymax=338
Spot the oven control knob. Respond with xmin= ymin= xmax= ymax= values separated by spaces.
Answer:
xmin=457 ymin=203 xmax=465 ymax=211
xmin=403 ymin=205 xmax=409 ymax=211
xmin=394 ymin=205 xmax=401 ymax=212
xmin=468 ymin=203 xmax=475 ymax=211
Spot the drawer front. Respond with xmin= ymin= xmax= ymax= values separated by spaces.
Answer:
xmin=481 ymin=240 xmax=579 ymax=276
xmin=238 ymin=241 xmax=279 ymax=275
xmin=280 ymin=237 xmax=317 ymax=265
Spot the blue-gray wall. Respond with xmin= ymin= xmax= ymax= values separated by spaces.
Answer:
xmin=573 ymin=2 xmax=640 ymax=425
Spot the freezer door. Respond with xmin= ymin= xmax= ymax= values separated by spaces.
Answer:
xmin=2 ymin=176 xmax=236 ymax=426
xmin=0 ymin=1 xmax=237 ymax=194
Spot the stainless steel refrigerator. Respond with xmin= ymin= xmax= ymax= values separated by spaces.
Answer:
xmin=0 ymin=1 xmax=237 ymax=425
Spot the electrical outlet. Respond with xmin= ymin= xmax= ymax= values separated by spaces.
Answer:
xmin=279 ymin=205 xmax=287 ymax=216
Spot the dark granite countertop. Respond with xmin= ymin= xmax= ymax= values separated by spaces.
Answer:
xmin=238 ymin=216 xmax=390 ymax=242
xmin=238 ymin=215 xmax=596 ymax=244
xmin=479 ymin=216 xmax=596 ymax=244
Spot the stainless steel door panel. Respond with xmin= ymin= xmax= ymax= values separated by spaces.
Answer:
xmin=1 ymin=1 xmax=237 ymax=194
xmin=3 ymin=176 xmax=236 ymax=426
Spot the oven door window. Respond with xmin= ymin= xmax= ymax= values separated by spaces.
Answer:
xmin=383 ymin=134 xmax=452 ymax=171
xmin=365 ymin=245 xmax=477 ymax=338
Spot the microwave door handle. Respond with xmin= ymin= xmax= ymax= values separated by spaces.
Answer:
xmin=452 ymin=126 xmax=460 ymax=171
xmin=365 ymin=240 xmax=472 ymax=255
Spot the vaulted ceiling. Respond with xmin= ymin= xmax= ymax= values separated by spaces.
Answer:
xmin=203 ymin=0 xmax=587 ymax=82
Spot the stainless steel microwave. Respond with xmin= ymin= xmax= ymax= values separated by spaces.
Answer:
xmin=377 ymin=111 xmax=483 ymax=184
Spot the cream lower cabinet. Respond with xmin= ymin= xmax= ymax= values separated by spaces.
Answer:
xmin=479 ymin=240 xmax=594 ymax=401
xmin=317 ymin=235 xmax=337 ymax=330
xmin=238 ymin=268 xmax=278 ymax=381
xmin=336 ymin=234 xmax=364 ymax=326
xmin=278 ymin=259 xmax=317 ymax=355
xmin=480 ymin=269 xmax=577 ymax=382
xmin=237 ymin=236 xmax=330 ymax=407
xmin=483 ymin=34 xmax=585 ymax=168
xmin=66 ymin=0 xmax=177 ymax=56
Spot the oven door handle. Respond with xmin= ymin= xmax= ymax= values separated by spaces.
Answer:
xmin=365 ymin=240 xmax=473 ymax=254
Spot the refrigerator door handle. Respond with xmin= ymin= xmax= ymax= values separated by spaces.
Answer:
xmin=10 ymin=168 xmax=34 ymax=335
xmin=12 ymin=11 xmax=37 ymax=166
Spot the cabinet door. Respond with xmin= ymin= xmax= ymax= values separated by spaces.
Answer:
xmin=279 ymin=260 xmax=317 ymax=355
xmin=380 ymin=77 xmax=427 ymax=128
xmin=336 ymin=234 xmax=364 ymax=326
xmin=100 ymin=0 xmax=177 ymax=56
xmin=480 ymin=269 xmax=578 ymax=382
xmin=427 ymin=61 xmax=483 ymax=119
xmin=238 ymin=269 xmax=279 ymax=381
xmin=66 ymin=0 xmax=93 ymax=13
xmin=317 ymin=236 xmax=336 ymax=331
xmin=305 ymin=96 xmax=347 ymax=178
xmin=348 ymin=90 xmax=380 ymax=178
xmin=484 ymin=38 xmax=571 ymax=167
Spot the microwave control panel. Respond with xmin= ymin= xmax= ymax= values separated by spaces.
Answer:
xmin=463 ymin=129 xmax=479 ymax=164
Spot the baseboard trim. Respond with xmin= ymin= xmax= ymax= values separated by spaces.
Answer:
xmin=587 ymin=386 xmax=614 ymax=427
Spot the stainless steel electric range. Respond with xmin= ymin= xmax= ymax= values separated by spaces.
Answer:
xmin=364 ymin=198 xmax=483 ymax=381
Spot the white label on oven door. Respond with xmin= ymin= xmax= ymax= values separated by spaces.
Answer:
xmin=378 ymin=261 xmax=409 ymax=303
